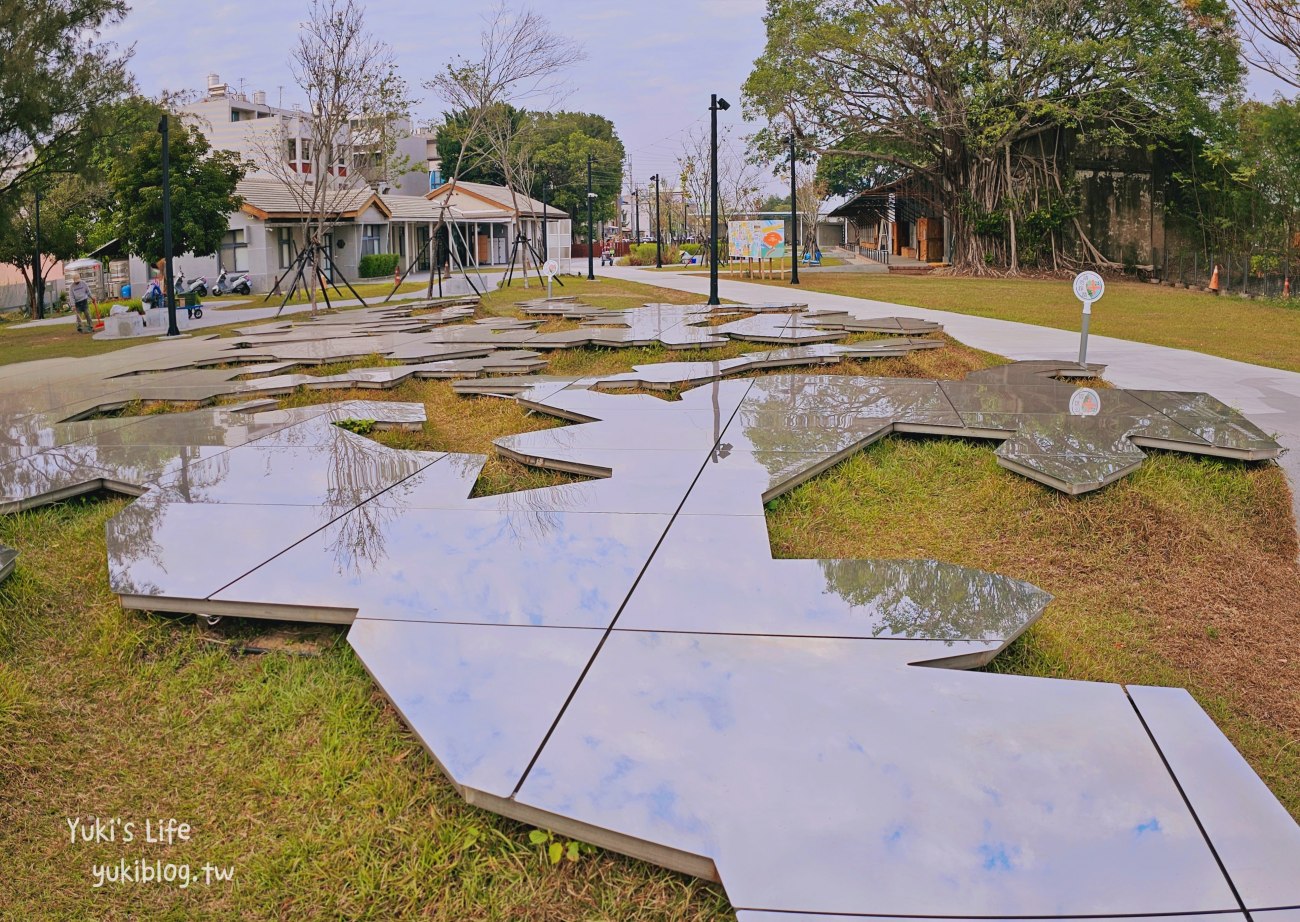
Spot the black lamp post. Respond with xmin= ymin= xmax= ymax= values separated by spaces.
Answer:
xmin=32 ymin=186 xmax=44 ymax=319
xmin=159 ymin=114 xmax=179 ymax=336
xmin=708 ymin=93 xmax=729 ymax=306
xmin=789 ymin=130 xmax=800 ymax=286
xmin=650 ymin=173 xmax=662 ymax=268
xmin=586 ymin=153 xmax=595 ymax=281
xmin=541 ymin=177 xmax=549 ymax=261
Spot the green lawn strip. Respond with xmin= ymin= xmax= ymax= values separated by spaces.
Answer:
xmin=738 ymin=273 xmax=1300 ymax=373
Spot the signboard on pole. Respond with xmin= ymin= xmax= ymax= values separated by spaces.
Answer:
xmin=1073 ymin=271 xmax=1105 ymax=304
xmin=1073 ymin=271 xmax=1104 ymax=365
xmin=728 ymin=220 xmax=786 ymax=259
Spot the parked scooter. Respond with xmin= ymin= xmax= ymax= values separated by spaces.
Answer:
xmin=175 ymin=271 xmax=208 ymax=298
xmin=212 ymin=270 xmax=252 ymax=296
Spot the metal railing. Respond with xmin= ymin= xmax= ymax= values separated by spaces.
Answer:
xmin=859 ymin=245 xmax=890 ymax=265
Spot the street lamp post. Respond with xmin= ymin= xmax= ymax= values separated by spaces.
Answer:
xmin=32 ymin=186 xmax=44 ymax=319
xmin=586 ymin=153 xmax=595 ymax=281
xmin=789 ymin=131 xmax=800 ymax=286
xmin=541 ymin=177 xmax=549 ymax=262
xmin=708 ymin=93 xmax=729 ymax=306
xmin=159 ymin=114 xmax=179 ymax=336
xmin=650 ymin=173 xmax=662 ymax=268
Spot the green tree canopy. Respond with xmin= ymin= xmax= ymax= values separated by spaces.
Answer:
xmin=107 ymin=108 xmax=247 ymax=263
xmin=436 ymin=108 xmax=625 ymax=233
xmin=0 ymin=0 xmax=133 ymax=207
xmin=0 ymin=175 xmax=96 ymax=315
xmin=743 ymin=0 xmax=1242 ymax=271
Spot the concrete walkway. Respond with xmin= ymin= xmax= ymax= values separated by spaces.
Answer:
xmin=610 ymin=264 xmax=1300 ymax=523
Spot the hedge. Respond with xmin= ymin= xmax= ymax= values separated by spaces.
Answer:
xmin=358 ymin=253 xmax=401 ymax=278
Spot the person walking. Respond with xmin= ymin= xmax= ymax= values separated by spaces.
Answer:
xmin=68 ymin=275 xmax=97 ymax=333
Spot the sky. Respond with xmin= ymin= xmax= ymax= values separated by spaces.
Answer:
xmin=106 ymin=0 xmax=1292 ymax=196
xmin=106 ymin=0 xmax=772 ymax=191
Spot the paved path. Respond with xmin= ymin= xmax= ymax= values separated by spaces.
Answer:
xmin=610 ymin=264 xmax=1300 ymax=523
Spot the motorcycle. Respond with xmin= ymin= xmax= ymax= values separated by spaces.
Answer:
xmin=212 ymin=270 xmax=252 ymax=296
xmin=175 ymin=271 xmax=208 ymax=298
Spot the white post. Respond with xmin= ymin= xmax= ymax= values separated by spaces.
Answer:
xmin=1078 ymin=301 xmax=1092 ymax=365
xmin=1072 ymin=271 xmax=1105 ymax=367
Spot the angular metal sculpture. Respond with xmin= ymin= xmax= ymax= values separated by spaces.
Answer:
xmin=1 ymin=305 xmax=1294 ymax=918
xmin=77 ymin=371 xmax=1300 ymax=918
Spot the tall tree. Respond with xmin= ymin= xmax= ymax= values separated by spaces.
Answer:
xmin=0 ymin=176 xmax=94 ymax=316
xmin=428 ymin=3 xmax=583 ymax=284
xmin=743 ymin=0 xmax=1242 ymax=272
xmin=253 ymin=0 xmax=411 ymax=313
xmin=0 ymin=0 xmax=132 ymax=206
xmin=107 ymin=109 xmax=246 ymax=264
xmin=530 ymin=111 xmax=623 ymax=233
xmin=1237 ymin=0 xmax=1300 ymax=88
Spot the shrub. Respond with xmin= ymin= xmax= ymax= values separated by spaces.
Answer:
xmin=358 ymin=253 xmax=400 ymax=278
xmin=621 ymin=243 xmax=682 ymax=266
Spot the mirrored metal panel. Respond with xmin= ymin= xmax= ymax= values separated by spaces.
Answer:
xmin=348 ymin=618 xmax=603 ymax=799
xmin=517 ymin=631 xmax=1239 ymax=917
xmin=1128 ymin=685 xmax=1300 ymax=911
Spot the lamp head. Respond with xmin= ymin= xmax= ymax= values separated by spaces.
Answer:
xmin=716 ymin=97 xmax=731 ymax=111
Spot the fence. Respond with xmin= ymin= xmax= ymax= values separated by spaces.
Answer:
xmin=858 ymin=245 xmax=890 ymax=266
xmin=1152 ymin=250 xmax=1295 ymax=300
xmin=572 ymin=240 xmax=630 ymax=259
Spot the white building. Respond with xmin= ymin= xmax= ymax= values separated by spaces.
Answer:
xmin=87 ymin=76 xmax=574 ymax=296
xmin=178 ymin=73 xmax=438 ymax=194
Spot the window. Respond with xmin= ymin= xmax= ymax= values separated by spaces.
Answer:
xmin=361 ymin=224 xmax=382 ymax=257
xmin=221 ymin=229 xmax=248 ymax=272
xmin=277 ymin=229 xmax=294 ymax=269
xmin=285 ymin=138 xmax=297 ymax=164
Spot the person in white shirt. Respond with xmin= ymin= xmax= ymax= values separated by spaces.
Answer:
xmin=68 ymin=277 xmax=97 ymax=333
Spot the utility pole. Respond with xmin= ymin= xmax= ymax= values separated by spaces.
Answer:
xmin=32 ymin=186 xmax=44 ymax=319
xmin=586 ymin=153 xmax=595 ymax=281
xmin=708 ymin=93 xmax=730 ymax=306
xmin=650 ymin=174 xmax=662 ymax=268
xmin=633 ymin=188 xmax=640 ymax=242
xmin=160 ymin=114 xmax=179 ymax=336
xmin=541 ymin=177 xmax=549 ymax=262
xmin=789 ymin=130 xmax=800 ymax=286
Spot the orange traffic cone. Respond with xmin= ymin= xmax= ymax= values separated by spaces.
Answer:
xmin=1208 ymin=264 xmax=1220 ymax=295
xmin=1285 ymin=276 xmax=1292 ymax=298
xmin=394 ymin=265 xmax=401 ymax=286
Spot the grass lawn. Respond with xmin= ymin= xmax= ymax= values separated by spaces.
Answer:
xmin=0 ymin=276 xmax=1297 ymax=918
xmin=737 ymin=272 xmax=1300 ymax=373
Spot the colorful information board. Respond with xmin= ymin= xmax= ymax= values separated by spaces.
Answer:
xmin=728 ymin=220 xmax=786 ymax=259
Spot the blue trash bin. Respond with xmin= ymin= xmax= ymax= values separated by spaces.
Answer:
xmin=121 ymin=284 xmax=131 ymax=298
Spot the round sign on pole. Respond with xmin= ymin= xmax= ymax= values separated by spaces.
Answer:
xmin=543 ymin=259 xmax=559 ymax=278
xmin=1073 ymin=271 xmax=1104 ymax=304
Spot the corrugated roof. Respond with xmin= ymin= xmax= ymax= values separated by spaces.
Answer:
xmin=426 ymin=180 xmax=568 ymax=219
xmin=237 ymin=176 xmax=387 ymax=219
xmin=379 ymin=193 xmax=465 ymax=221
